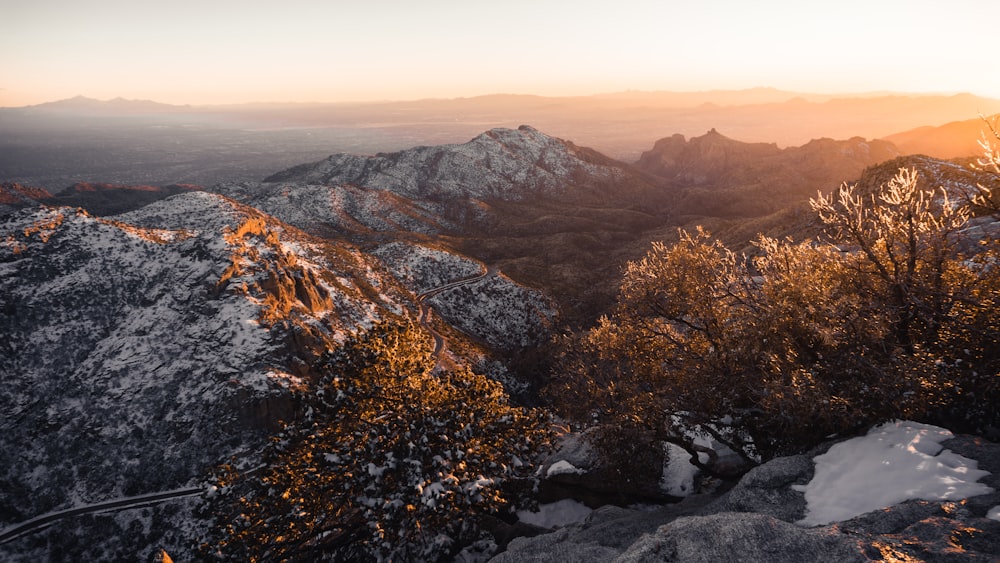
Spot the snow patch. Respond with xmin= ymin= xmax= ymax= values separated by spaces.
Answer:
xmin=546 ymin=460 xmax=585 ymax=477
xmin=987 ymin=506 xmax=1000 ymax=521
xmin=661 ymin=442 xmax=698 ymax=497
xmin=795 ymin=421 xmax=993 ymax=526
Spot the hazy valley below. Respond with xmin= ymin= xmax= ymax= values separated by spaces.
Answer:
xmin=3 ymin=89 xmax=999 ymax=189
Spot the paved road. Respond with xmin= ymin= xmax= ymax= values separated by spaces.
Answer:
xmin=416 ymin=265 xmax=494 ymax=364
xmin=0 ymin=487 xmax=203 ymax=545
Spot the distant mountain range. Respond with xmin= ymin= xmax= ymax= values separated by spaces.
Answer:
xmin=883 ymin=115 xmax=1000 ymax=159
xmin=24 ymin=95 xmax=186 ymax=114
xmin=6 ymin=90 xmax=1000 ymax=164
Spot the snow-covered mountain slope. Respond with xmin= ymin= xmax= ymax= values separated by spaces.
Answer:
xmin=214 ymin=181 xmax=450 ymax=236
xmin=371 ymin=241 xmax=558 ymax=351
xmin=427 ymin=272 xmax=557 ymax=351
xmin=259 ymin=125 xmax=631 ymax=201
xmin=213 ymin=126 xmax=661 ymax=240
xmin=370 ymin=241 xmax=484 ymax=293
xmin=0 ymin=192 xmax=411 ymax=526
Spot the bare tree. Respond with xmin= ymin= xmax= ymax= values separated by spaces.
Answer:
xmin=810 ymin=167 xmax=970 ymax=350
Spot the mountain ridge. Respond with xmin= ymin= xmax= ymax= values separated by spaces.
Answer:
xmin=636 ymin=129 xmax=901 ymax=218
xmin=261 ymin=125 xmax=634 ymax=201
xmin=882 ymin=114 xmax=1000 ymax=159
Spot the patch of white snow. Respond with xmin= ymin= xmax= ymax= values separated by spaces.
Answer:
xmin=546 ymin=460 xmax=585 ymax=477
xmin=661 ymin=442 xmax=698 ymax=497
xmin=987 ymin=506 xmax=1000 ymax=521
xmin=795 ymin=421 xmax=993 ymax=526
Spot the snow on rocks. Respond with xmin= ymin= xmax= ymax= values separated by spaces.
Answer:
xmin=262 ymin=126 xmax=626 ymax=201
xmin=371 ymin=241 xmax=483 ymax=294
xmin=0 ymin=193 xmax=406 ymax=531
xmin=546 ymin=460 xmax=586 ymax=478
xmin=494 ymin=422 xmax=1000 ymax=562
xmin=1 ymin=203 xmax=276 ymax=522
xmin=428 ymin=272 xmax=557 ymax=351
xmin=660 ymin=443 xmax=699 ymax=497
xmin=794 ymin=421 xmax=993 ymax=526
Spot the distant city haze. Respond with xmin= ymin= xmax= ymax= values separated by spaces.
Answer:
xmin=2 ymin=0 xmax=999 ymax=107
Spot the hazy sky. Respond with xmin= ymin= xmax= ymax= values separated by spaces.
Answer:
xmin=2 ymin=0 xmax=998 ymax=107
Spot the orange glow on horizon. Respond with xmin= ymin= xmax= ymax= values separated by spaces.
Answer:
xmin=2 ymin=0 xmax=999 ymax=108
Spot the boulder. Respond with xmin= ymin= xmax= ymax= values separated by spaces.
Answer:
xmin=490 ymin=431 xmax=1000 ymax=562
xmin=702 ymin=454 xmax=812 ymax=522
xmin=617 ymin=512 xmax=866 ymax=563
xmin=491 ymin=497 xmax=716 ymax=563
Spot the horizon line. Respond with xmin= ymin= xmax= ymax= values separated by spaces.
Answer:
xmin=3 ymin=87 xmax=996 ymax=110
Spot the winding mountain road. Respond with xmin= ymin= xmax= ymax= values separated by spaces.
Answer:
xmin=0 ymin=487 xmax=203 ymax=545
xmin=416 ymin=265 xmax=495 ymax=364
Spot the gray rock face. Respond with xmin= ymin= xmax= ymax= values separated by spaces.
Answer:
xmin=704 ymin=454 xmax=813 ymax=522
xmin=491 ymin=434 xmax=1000 ymax=562
xmin=618 ymin=512 xmax=866 ymax=563
xmin=491 ymin=499 xmax=717 ymax=563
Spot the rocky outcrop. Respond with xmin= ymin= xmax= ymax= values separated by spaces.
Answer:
xmin=635 ymin=130 xmax=901 ymax=217
xmin=636 ymin=129 xmax=783 ymax=185
xmin=491 ymin=433 xmax=1000 ymax=562
xmin=637 ymin=129 xmax=898 ymax=188
xmin=704 ymin=454 xmax=813 ymax=521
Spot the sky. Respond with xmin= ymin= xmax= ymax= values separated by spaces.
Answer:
xmin=2 ymin=0 xmax=999 ymax=107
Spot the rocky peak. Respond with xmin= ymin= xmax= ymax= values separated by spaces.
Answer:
xmin=633 ymin=131 xmax=904 ymax=219
xmin=636 ymin=129 xmax=782 ymax=184
xmin=262 ymin=126 xmax=628 ymax=201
